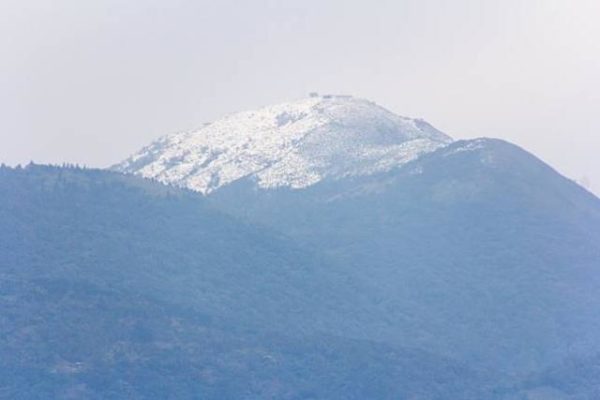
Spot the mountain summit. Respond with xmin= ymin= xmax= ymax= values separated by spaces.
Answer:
xmin=115 ymin=95 xmax=452 ymax=194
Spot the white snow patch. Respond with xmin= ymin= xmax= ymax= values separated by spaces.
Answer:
xmin=115 ymin=95 xmax=453 ymax=194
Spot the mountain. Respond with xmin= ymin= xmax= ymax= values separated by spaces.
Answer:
xmin=118 ymin=97 xmax=600 ymax=375
xmin=114 ymin=95 xmax=451 ymax=194
xmin=208 ymin=138 xmax=600 ymax=373
xmin=0 ymin=164 xmax=497 ymax=399
xmin=7 ymin=96 xmax=599 ymax=396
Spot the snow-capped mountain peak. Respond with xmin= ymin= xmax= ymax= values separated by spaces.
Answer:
xmin=115 ymin=95 xmax=453 ymax=194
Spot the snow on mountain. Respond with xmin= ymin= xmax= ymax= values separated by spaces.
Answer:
xmin=115 ymin=95 xmax=453 ymax=194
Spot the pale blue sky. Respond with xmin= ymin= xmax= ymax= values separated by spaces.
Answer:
xmin=1 ymin=0 xmax=599 ymax=194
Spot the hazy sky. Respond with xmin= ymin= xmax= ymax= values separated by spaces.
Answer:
xmin=1 ymin=0 xmax=599 ymax=194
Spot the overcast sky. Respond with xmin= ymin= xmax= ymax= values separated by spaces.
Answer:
xmin=1 ymin=0 xmax=599 ymax=194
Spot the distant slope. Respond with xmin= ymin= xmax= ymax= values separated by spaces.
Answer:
xmin=0 ymin=276 xmax=493 ymax=399
xmin=209 ymin=138 xmax=600 ymax=373
xmin=0 ymin=165 xmax=362 ymax=335
xmin=0 ymin=165 xmax=495 ymax=399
